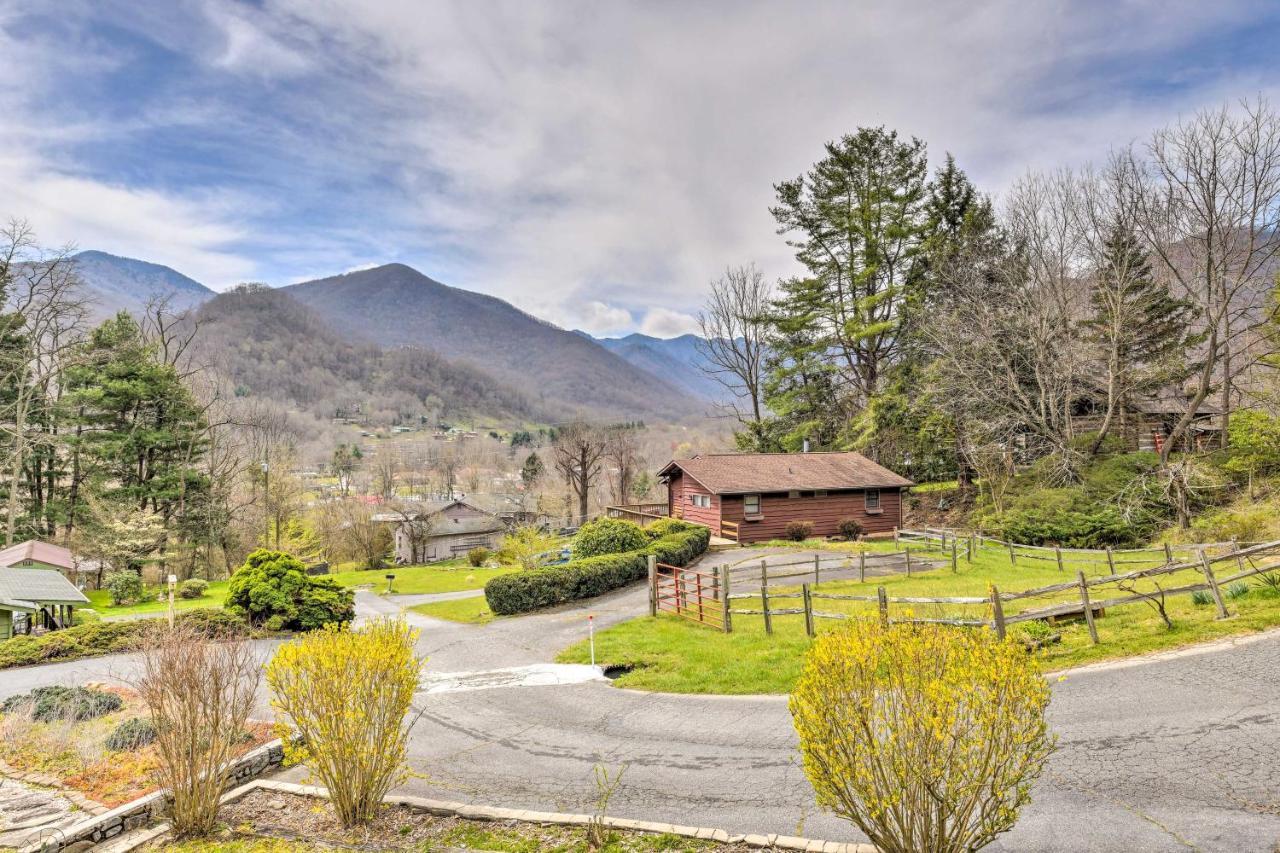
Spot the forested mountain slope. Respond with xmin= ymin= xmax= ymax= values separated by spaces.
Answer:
xmin=282 ymin=264 xmax=706 ymax=419
xmin=72 ymin=250 xmax=215 ymax=317
xmin=192 ymin=286 xmax=543 ymax=425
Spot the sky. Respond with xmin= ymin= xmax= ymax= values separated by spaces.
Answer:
xmin=2 ymin=1 xmax=1280 ymax=338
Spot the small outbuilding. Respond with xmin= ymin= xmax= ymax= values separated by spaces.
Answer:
xmin=658 ymin=451 xmax=913 ymax=544
xmin=0 ymin=567 xmax=89 ymax=640
xmin=376 ymin=499 xmax=506 ymax=564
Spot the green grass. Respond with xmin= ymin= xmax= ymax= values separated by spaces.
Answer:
xmin=410 ymin=594 xmax=495 ymax=624
xmin=559 ymin=540 xmax=1280 ymax=694
xmin=327 ymin=560 xmax=516 ymax=595
xmin=85 ymin=580 xmax=230 ymax=618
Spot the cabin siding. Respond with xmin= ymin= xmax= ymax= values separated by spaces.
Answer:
xmin=666 ymin=471 xmax=722 ymax=530
xmin=719 ymin=488 xmax=902 ymax=543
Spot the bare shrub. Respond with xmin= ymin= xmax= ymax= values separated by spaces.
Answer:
xmin=133 ymin=624 xmax=261 ymax=837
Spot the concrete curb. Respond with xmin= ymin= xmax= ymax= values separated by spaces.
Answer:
xmin=223 ymin=778 xmax=879 ymax=853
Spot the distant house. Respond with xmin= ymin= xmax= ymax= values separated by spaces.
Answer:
xmin=0 ymin=567 xmax=89 ymax=640
xmin=658 ymin=451 xmax=913 ymax=544
xmin=1069 ymin=390 xmax=1223 ymax=453
xmin=0 ymin=540 xmax=101 ymax=586
xmin=376 ymin=500 xmax=506 ymax=563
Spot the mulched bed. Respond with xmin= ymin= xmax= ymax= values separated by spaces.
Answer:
xmin=162 ymin=788 xmax=753 ymax=851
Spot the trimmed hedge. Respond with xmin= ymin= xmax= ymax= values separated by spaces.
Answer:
xmin=572 ymin=517 xmax=647 ymax=558
xmin=485 ymin=523 xmax=710 ymax=616
xmin=0 ymin=608 xmax=247 ymax=670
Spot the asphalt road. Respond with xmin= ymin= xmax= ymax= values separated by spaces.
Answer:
xmin=5 ymin=547 xmax=1279 ymax=852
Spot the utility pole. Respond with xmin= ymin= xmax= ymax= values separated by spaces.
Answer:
xmin=261 ymin=461 xmax=270 ymax=548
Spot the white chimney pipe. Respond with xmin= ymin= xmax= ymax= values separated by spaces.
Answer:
xmin=802 ymin=439 xmax=810 ymax=453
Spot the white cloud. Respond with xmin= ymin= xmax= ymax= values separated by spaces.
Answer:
xmin=640 ymin=307 xmax=699 ymax=338
xmin=576 ymin=300 xmax=633 ymax=336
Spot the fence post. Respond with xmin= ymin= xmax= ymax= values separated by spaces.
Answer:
xmin=1164 ymin=542 xmax=1174 ymax=564
xmin=712 ymin=565 xmax=720 ymax=601
xmin=951 ymin=538 xmax=958 ymax=573
xmin=760 ymin=561 xmax=772 ymax=635
xmin=814 ymin=554 xmax=821 ymax=587
xmin=1007 ymin=540 xmax=1017 ymax=566
xmin=1077 ymin=570 xmax=1099 ymax=645
xmin=802 ymin=583 xmax=815 ymax=638
xmin=893 ymin=526 xmax=899 ymax=545
xmin=1232 ymin=538 xmax=1245 ymax=572
xmin=905 ymin=546 xmax=912 ymax=577
xmin=647 ymin=555 xmax=657 ymax=617
xmin=1197 ymin=548 xmax=1229 ymax=619
xmin=1105 ymin=546 xmax=1115 ymax=574
xmin=1054 ymin=545 xmax=1064 ymax=572
xmin=990 ymin=585 xmax=1006 ymax=640
xmin=877 ymin=586 xmax=889 ymax=627
xmin=859 ymin=549 xmax=866 ymax=583
xmin=721 ymin=564 xmax=732 ymax=633
xmin=968 ymin=534 xmax=975 ymax=562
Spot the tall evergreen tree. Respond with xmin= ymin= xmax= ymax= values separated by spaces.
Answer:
xmin=1082 ymin=226 xmax=1201 ymax=454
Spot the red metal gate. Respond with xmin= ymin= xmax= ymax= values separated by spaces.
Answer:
xmin=652 ymin=563 xmax=724 ymax=629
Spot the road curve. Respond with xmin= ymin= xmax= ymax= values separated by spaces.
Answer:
xmin=4 ymin=548 xmax=1278 ymax=852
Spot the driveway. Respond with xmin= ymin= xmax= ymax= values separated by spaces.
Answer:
xmin=4 ymin=549 xmax=1278 ymax=852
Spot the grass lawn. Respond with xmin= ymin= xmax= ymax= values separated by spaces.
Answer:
xmin=410 ymin=594 xmax=496 ymax=624
xmin=85 ymin=580 xmax=230 ymax=618
xmin=558 ymin=539 xmax=1280 ymax=694
xmin=327 ymin=560 xmax=516 ymax=595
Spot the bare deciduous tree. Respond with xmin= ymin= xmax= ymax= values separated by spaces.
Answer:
xmin=552 ymin=421 xmax=607 ymax=524
xmin=696 ymin=264 xmax=772 ymax=432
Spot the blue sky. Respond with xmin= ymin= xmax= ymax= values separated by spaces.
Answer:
xmin=2 ymin=1 xmax=1280 ymax=336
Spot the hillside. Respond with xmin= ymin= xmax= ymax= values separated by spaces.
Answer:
xmin=282 ymin=264 xmax=706 ymax=419
xmin=588 ymin=332 xmax=728 ymax=403
xmin=72 ymin=250 xmax=215 ymax=317
xmin=192 ymin=286 xmax=543 ymax=425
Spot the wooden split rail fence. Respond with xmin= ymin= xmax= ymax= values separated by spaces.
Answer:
xmin=644 ymin=536 xmax=1280 ymax=645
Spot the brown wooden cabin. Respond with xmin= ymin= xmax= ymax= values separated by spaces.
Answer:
xmin=657 ymin=452 xmax=913 ymax=544
xmin=1068 ymin=390 xmax=1223 ymax=454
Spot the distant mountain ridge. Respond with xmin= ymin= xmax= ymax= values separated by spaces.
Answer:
xmin=71 ymin=251 xmax=215 ymax=317
xmin=69 ymin=251 xmax=718 ymax=421
xmin=585 ymin=332 xmax=729 ymax=403
xmin=281 ymin=264 xmax=707 ymax=420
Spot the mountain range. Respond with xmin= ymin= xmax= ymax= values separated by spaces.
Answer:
xmin=69 ymin=251 xmax=722 ymax=423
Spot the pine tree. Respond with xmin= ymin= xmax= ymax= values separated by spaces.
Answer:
xmin=1083 ymin=226 xmax=1201 ymax=454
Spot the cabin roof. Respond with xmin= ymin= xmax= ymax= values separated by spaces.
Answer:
xmin=0 ymin=540 xmax=78 ymax=571
xmin=658 ymin=451 xmax=913 ymax=495
xmin=0 ymin=567 xmax=88 ymax=609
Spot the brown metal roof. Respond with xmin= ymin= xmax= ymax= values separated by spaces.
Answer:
xmin=658 ymin=452 xmax=913 ymax=494
xmin=0 ymin=540 xmax=77 ymax=571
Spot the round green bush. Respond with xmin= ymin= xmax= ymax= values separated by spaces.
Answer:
xmin=467 ymin=547 xmax=491 ymax=567
xmin=105 ymin=570 xmax=146 ymax=606
xmin=178 ymin=578 xmax=209 ymax=599
xmin=2 ymin=686 xmax=123 ymax=722
xmin=106 ymin=717 xmax=157 ymax=751
xmin=225 ymin=549 xmax=354 ymax=631
xmin=572 ymin=518 xmax=647 ymax=559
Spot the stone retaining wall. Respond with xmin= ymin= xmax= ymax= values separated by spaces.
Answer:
xmin=17 ymin=740 xmax=287 ymax=853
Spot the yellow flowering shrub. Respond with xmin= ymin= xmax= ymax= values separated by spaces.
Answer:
xmin=789 ymin=621 xmax=1054 ymax=853
xmin=266 ymin=618 xmax=424 ymax=826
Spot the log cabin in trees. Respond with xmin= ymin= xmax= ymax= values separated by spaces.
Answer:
xmin=657 ymin=451 xmax=913 ymax=544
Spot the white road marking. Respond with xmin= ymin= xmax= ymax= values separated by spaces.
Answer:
xmin=420 ymin=663 xmax=606 ymax=694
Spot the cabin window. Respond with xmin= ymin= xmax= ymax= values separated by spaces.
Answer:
xmin=864 ymin=489 xmax=881 ymax=511
xmin=689 ymin=494 xmax=710 ymax=509
xmin=743 ymin=494 xmax=761 ymax=516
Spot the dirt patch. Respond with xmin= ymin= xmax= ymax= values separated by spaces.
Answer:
xmin=149 ymin=787 xmax=756 ymax=851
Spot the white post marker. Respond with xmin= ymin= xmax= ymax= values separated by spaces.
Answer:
xmin=167 ymin=574 xmax=177 ymax=628
xmin=589 ymin=614 xmax=596 ymax=668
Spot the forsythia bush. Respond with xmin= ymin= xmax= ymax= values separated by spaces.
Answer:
xmin=790 ymin=621 xmax=1055 ymax=853
xmin=266 ymin=618 xmax=424 ymax=827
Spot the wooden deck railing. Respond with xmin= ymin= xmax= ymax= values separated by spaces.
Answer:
xmin=605 ymin=504 xmax=670 ymax=527
xmin=720 ymin=520 xmax=739 ymax=541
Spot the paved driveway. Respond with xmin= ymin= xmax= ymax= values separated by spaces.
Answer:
xmin=4 ymin=549 xmax=1279 ymax=852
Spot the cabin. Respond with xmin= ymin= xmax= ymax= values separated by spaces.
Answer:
xmin=0 ymin=567 xmax=89 ymax=640
xmin=657 ymin=451 xmax=913 ymax=544
xmin=375 ymin=499 xmax=506 ymax=563
xmin=1069 ymin=389 xmax=1223 ymax=454
xmin=0 ymin=540 xmax=102 ymax=587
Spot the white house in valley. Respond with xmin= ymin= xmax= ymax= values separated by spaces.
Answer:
xmin=375 ymin=500 xmax=506 ymax=564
